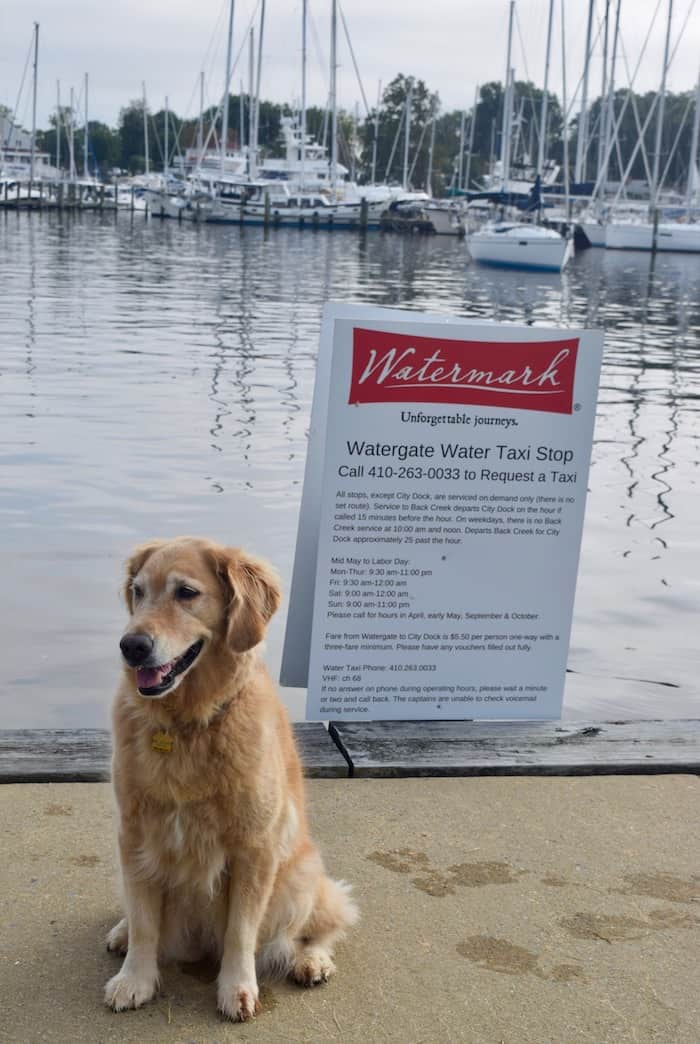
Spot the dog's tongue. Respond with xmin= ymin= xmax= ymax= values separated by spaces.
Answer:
xmin=136 ymin=663 xmax=172 ymax=689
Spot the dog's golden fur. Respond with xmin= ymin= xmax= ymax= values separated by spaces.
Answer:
xmin=105 ymin=537 xmax=357 ymax=1021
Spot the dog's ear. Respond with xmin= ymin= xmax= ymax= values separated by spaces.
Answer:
xmin=123 ymin=540 xmax=167 ymax=611
xmin=214 ymin=548 xmax=281 ymax=653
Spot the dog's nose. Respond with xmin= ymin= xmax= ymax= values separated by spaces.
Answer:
xmin=120 ymin=632 xmax=155 ymax=666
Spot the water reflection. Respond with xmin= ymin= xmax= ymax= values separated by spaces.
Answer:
xmin=0 ymin=211 xmax=698 ymax=726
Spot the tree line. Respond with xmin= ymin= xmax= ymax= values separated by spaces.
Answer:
xmin=7 ymin=72 xmax=697 ymax=193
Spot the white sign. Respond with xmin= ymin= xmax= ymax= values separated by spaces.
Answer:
xmin=281 ymin=305 xmax=603 ymax=721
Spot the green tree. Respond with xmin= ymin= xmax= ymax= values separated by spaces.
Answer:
xmin=464 ymin=81 xmax=563 ymax=185
xmin=84 ymin=122 xmax=120 ymax=174
xmin=118 ymin=100 xmax=149 ymax=173
xmin=40 ymin=117 xmax=119 ymax=175
xmin=36 ymin=108 xmax=71 ymax=170
xmin=151 ymin=108 xmax=184 ymax=169
xmin=25 ymin=79 xmax=697 ymax=194
xmin=577 ymin=87 xmax=697 ymax=190
xmin=360 ymin=73 xmax=439 ymax=188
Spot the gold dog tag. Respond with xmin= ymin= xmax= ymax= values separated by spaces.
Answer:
xmin=152 ymin=731 xmax=174 ymax=753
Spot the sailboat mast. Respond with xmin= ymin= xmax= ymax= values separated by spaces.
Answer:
xmin=30 ymin=22 xmax=39 ymax=184
xmin=402 ymin=79 xmax=413 ymax=190
xmin=221 ymin=0 xmax=235 ymax=175
xmin=596 ymin=0 xmax=611 ymax=179
xmin=650 ymin=0 xmax=673 ymax=210
xmin=248 ymin=28 xmax=254 ymax=164
xmin=56 ymin=80 xmax=61 ymax=173
xmin=84 ymin=73 xmax=89 ymax=177
xmin=601 ymin=0 xmax=622 ymax=198
xmin=143 ymin=83 xmax=150 ymax=176
xmin=503 ymin=67 xmax=515 ymax=186
xmin=69 ymin=87 xmax=76 ymax=180
xmin=686 ymin=67 xmax=700 ymax=211
xmin=251 ymin=0 xmax=266 ymax=180
xmin=560 ymin=0 xmax=570 ymax=212
xmin=301 ymin=0 xmax=307 ymax=187
xmin=164 ymin=95 xmax=169 ymax=175
xmin=574 ymin=0 xmax=594 ymax=183
xmin=457 ymin=110 xmax=466 ymax=191
xmin=464 ymin=83 xmax=479 ymax=193
xmin=371 ymin=80 xmax=381 ymax=185
xmin=500 ymin=0 xmax=515 ymax=187
xmin=197 ymin=72 xmax=204 ymax=157
xmin=426 ymin=102 xmax=436 ymax=194
xmin=536 ymin=0 xmax=554 ymax=179
xmin=351 ymin=101 xmax=358 ymax=182
xmin=330 ymin=0 xmax=338 ymax=191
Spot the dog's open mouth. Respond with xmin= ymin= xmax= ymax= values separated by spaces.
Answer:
xmin=136 ymin=640 xmax=204 ymax=697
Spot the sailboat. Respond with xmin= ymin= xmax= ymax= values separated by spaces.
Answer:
xmin=170 ymin=0 xmax=391 ymax=229
xmin=468 ymin=0 xmax=572 ymax=271
xmin=605 ymin=218 xmax=700 ymax=251
xmin=469 ymin=220 xmax=573 ymax=270
xmin=605 ymin=0 xmax=700 ymax=253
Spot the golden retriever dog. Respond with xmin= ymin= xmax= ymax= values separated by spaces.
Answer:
xmin=104 ymin=536 xmax=357 ymax=1021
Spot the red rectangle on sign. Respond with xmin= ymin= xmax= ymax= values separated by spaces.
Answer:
xmin=349 ymin=328 xmax=579 ymax=414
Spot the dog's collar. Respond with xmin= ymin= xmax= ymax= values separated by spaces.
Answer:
xmin=150 ymin=699 xmax=233 ymax=753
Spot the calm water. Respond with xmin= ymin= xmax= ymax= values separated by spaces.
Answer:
xmin=1 ymin=211 xmax=698 ymax=727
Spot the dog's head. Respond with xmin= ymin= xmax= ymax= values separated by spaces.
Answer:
xmin=119 ymin=537 xmax=281 ymax=699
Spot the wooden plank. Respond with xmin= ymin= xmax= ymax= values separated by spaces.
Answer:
xmin=329 ymin=719 xmax=700 ymax=777
xmin=294 ymin=722 xmax=350 ymax=777
xmin=0 ymin=724 xmax=349 ymax=783
xmin=0 ymin=730 xmax=112 ymax=783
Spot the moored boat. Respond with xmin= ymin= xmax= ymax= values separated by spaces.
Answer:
xmin=578 ymin=219 xmax=607 ymax=247
xmin=605 ymin=220 xmax=700 ymax=252
xmin=234 ymin=185 xmax=386 ymax=229
xmin=424 ymin=202 xmax=466 ymax=236
xmin=468 ymin=222 xmax=573 ymax=271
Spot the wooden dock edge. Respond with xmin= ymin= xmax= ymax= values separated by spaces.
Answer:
xmin=328 ymin=719 xmax=700 ymax=778
xmin=1 ymin=721 xmax=699 ymax=783
xmin=0 ymin=724 xmax=347 ymax=783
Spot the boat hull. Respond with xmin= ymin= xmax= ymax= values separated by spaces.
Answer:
xmin=425 ymin=207 xmax=465 ymax=236
xmin=579 ymin=221 xmax=606 ymax=247
xmin=605 ymin=223 xmax=654 ymax=250
xmin=468 ymin=230 xmax=572 ymax=271
xmin=605 ymin=222 xmax=700 ymax=252
xmin=204 ymin=198 xmax=385 ymax=230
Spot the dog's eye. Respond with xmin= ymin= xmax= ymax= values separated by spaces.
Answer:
xmin=176 ymin=584 xmax=200 ymax=601
xmin=131 ymin=583 xmax=143 ymax=601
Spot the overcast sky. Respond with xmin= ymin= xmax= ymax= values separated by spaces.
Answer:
xmin=2 ymin=0 xmax=699 ymax=131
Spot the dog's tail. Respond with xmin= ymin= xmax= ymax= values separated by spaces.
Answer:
xmin=309 ymin=875 xmax=360 ymax=943
xmin=256 ymin=875 xmax=359 ymax=981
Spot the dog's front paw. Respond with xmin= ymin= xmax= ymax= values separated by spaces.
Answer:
xmin=217 ymin=981 xmax=261 ymax=1022
xmin=104 ymin=965 xmax=159 ymax=1011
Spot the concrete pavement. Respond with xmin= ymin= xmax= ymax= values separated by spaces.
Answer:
xmin=1 ymin=775 xmax=698 ymax=1043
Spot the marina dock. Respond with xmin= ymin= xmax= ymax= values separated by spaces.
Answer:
xmin=1 ymin=180 xmax=116 ymax=211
